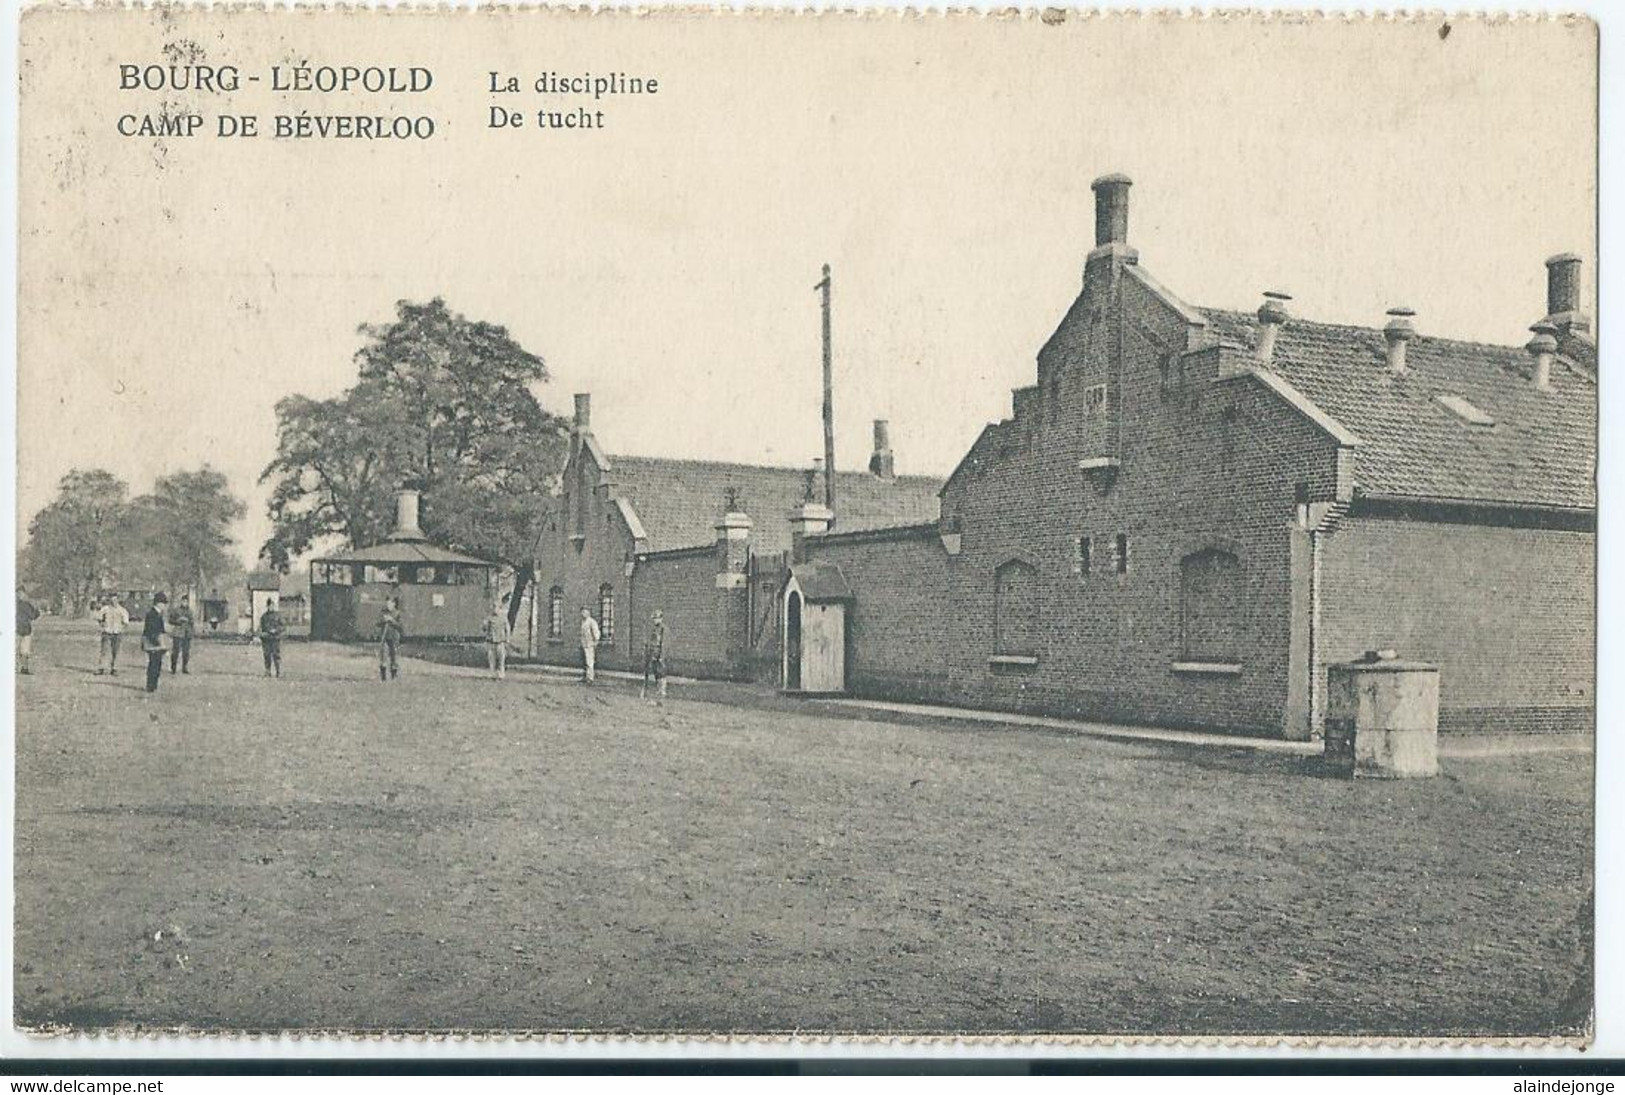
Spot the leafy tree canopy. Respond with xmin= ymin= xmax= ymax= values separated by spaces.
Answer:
xmin=21 ymin=466 xmax=246 ymax=615
xmin=260 ymin=298 xmax=570 ymax=614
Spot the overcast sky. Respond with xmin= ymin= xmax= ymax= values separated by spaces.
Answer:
xmin=19 ymin=10 xmax=1596 ymax=565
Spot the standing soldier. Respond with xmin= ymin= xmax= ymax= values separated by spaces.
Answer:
xmin=377 ymin=598 xmax=404 ymax=682
xmin=95 ymin=593 xmax=130 ymax=676
xmin=141 ymin=593 xmax=170 ymax=694
xmin=167 ymin=593 xmax=196 ymax=675
xmin=16 ymin=587 xmax=40 ymax=676
xmin=258 ymin=599 xmax=285 ymax=678
xmin=641 ymin=609 xmax=668 ymax=702
xmin=484 ymin=596 xmax=512 ymax=681
xmin=578 ymin=606 xmax=601 ymax=684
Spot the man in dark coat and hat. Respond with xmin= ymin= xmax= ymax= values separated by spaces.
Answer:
xmin=142 ymin=593 xmax=170 ymax=694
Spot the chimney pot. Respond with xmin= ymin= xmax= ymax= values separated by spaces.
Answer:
xmin=1090 ymin=173 xmax=1133 ymax=248
xmin=1545 ymin=253 xmax=1582 ymax=318
xmin=1526 ymin=322 xmax=1559 ymax=391
xmin=1384 ymin=308 xmax=1416 ymax=376
xmin=392 ymin=487 xmax=425 ymax=542
xmin=573 ymin=393 xmax=592 ymax=431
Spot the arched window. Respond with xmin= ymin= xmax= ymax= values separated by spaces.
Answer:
xmin=598 ymin=583 xmax=615 ymax=643
xmin=547 ymin=586 xmax=564 ymax=640
xmin=1180 ymin=548 xmax=1243 ymax=663
xmin=993 ymin=559 xmax=1040 ymax=658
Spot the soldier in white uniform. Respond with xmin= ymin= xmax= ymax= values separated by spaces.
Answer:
xmin=578 ymin=607 xmax=601 ymax=684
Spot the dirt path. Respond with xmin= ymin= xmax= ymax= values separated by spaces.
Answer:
xmin=14 ymin=622 xmax=1593 ymax=1036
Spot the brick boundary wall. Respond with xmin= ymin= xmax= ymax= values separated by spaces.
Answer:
xmin=802 ymin=523 xmax=955 ymax=703
xmin=1318 ymin=514 xmax=1595 ymax=735
xmin=629 ymin=547 xmax=745 ymax=681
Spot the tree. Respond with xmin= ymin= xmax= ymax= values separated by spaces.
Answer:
xmin=262 ymin=298 xmax=570 ymax=627
xmin=21 ymin=469 xmax=130 ymax=615
xmin=258 ymin=539 xmax=293 ymax=576
xmin=260 ymin=380 xmax=416 ymax=561
xmin=143 ymin=467 xmax=248 ymax=597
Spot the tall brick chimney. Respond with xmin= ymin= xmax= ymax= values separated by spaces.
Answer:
xmin=868 ymin=419 xmax=895 ymax=479
xmin=1091 ymin=174 xmax=1132 ymax=248
xmin=1084 ymin=173 xmax=1138 ymax=282
xmin=569 ymin=392 xmax=593 ymax=468
xmin=1544 ymin=253 xmax=1591 ymax=339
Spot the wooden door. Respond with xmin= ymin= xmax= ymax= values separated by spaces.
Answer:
xmin=803 ymin=602 xmax=846 ymax=693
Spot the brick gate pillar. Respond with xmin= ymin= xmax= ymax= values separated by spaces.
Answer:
xmin=715 ymin=510 xmax=753 ymax=676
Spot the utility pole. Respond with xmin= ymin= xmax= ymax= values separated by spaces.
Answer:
xmin=816 ymin=263 xmax=836 ymax=516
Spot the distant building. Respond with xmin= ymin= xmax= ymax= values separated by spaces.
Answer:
xmin=279 ymin=591 xmax=308 ymax=625
xmin=246 ymin=571 xmax=282 ymax=631
xmin=309 ymin=489 xmax=498 ymax=642
xmin=200 ymin=590 xmax=231 ymax=631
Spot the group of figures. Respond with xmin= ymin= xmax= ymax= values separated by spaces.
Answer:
xmin=577 ymin=604 xmax=668 ymax=701
xmin=11 ymin=587 xmax=674 ymax=701
xmin=82 ymin=591 xmax=286 ymax=692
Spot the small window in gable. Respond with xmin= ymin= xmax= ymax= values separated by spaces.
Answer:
xmin=1114 ymin=533 xmax=1130 ymax=576
xmin=1073 ymin=536 xmax=1092 ymax=577
xmin=1083 ymin=384 xmax=1108 ymax=422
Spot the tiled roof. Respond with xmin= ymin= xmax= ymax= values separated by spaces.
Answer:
xmin=314 ymin=538 xmax=495 ymax=566
xmin=1203 ymin=310 xmax=1596 ymax=510
xmin=606 ymin=454 xmax=942 ymax=554
xmin=790 ymin=561 xmax=855 ymax=603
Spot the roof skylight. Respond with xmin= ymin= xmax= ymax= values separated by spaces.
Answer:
xmin=1436 ymin=394 xmax=1496 ymax=427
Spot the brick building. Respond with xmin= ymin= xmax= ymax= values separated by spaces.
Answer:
xmin=800 ymin=174 xmax=1594 ymax=737
xmin=532 ymin=395 xmax=940 ymax=679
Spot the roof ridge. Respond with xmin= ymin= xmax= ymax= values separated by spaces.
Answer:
xmin=606 ymin=451 xmax=943 ymax=484
xmin=1202 ymin=306 xmax=1532 ymax=357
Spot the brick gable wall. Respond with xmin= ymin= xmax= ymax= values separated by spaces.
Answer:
xmin=535 ymin=441 xmax=759 ymax=680
xmin=931 ymin=257 xmax=1346 ymax=735
xmin=533 ymin=445 xmax=644 ymax=673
